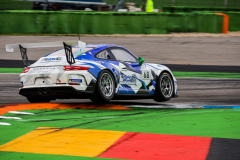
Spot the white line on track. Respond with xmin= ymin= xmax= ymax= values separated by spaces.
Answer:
xmin=127 ymin=104 xmax=204 ymax=108
xmin=8 ymin=111 xmax=35 ymax=115
xmin=17 ymin=119 xmax=49 ymax=121
xmin=127 ymin=104 xmax=240 ymax=109
xmin=17 ymin=117 xmax=116 ymax=122
xmin=0 ymin=122 xmax=11 ymax=125
xmin=0 ymin=116 xmax=22 ymax=120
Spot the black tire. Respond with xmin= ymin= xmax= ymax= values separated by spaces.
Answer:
xmin=90 ymin=70 xmax=115 ymax=103
xmin=27 ymin=97 xmax=51 ymax=103
xmin=154 ymin=72 xmax=174 ymax=102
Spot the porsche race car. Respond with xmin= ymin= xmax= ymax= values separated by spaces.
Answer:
xmin=6 ymin=40 xmax=178 ymax=103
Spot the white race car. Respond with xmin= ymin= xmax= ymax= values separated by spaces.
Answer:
xmin=6 ymin=40 xmax=178 ymax=103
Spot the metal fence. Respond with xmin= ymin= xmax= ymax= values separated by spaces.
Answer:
xmin=1 ymin=0 xmax=240 ymax=10
xmin=106 ymin=0 xmax=240 ymax=8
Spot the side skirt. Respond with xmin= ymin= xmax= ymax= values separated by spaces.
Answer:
xmin=113 ymin=94 xmax=154 ymax=100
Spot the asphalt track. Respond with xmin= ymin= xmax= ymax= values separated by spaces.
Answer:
xmin=0 ymin=36 xmax=240 ymax=160
xmin=0 ymin=74 xmax=240 ymax=105
xmin=1 ymin=36 xmax=240 ymax=66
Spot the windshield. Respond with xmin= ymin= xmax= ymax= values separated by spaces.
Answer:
xmin=46 ymin=48 xmax=93 ymax=58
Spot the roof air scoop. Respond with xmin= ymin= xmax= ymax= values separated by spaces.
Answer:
xmin=78 ymin=41 xmax=86 ymax=48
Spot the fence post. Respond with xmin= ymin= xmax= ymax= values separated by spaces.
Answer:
xmin=215 ymin=13 xmax=229 ymax=34
xmin=224 ymin=0 xmax=228 ymax=7
xmin=43 ymin=0 xmax=48 ymax=11
xmin=171 ymin=0 xmax=175 ymax=7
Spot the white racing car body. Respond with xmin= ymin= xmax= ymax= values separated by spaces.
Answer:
xmin=6 ymin=41 xmax=178 ymax=103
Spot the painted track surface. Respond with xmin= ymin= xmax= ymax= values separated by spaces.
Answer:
xmin=0 ymin=104 xmax=240 ymax=160
xmin=0 ymin=36 xmax=240 ymax=160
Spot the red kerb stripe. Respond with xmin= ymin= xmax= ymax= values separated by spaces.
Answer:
xmin=98 ymin=132 xmax=212 ymax=160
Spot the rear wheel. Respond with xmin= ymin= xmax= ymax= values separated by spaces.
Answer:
xmin=90 ymin=70 xmax=115 ymax=103
xmin=27 ymin=97 xmax=51 ymax=103
xmin=154 ymin=72 xmax=174 ymax=102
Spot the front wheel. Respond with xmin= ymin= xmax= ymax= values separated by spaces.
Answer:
xmin=90 ymin=70 xmax=115 ymax=103
xmin=154 ymin=72 xmax=174 ymax=102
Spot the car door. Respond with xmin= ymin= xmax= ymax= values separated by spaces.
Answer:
xmin=109 ymin=47 xmax=152 ymax=94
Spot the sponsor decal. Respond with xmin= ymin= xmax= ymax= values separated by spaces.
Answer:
xmin=20 ymin=81 xmax=23 ymax=88
xmin=120 ymin=74 xmax=136 ymax=85
xmin=41 ymin=57 xmax=62 ymax=62
xmin=67 ymin=79 xmax=82 ymax=83
xmin=33 ymin=67 xmax=56 ymax=70
xmin=33 ymin=67 xmax=56 ymax=73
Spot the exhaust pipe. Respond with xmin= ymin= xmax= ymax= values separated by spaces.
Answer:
xmin=43 ymin=88 xmax=48 ymax=94
xmin=38 ymin=88 xmax=43 ymax=94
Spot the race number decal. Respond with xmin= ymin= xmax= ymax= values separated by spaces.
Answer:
xmin=142 ymin=70 xmax=150 ymax=79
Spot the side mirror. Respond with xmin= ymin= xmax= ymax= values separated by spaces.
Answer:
xmin=138 ymin=57 xmax=145 ymax=66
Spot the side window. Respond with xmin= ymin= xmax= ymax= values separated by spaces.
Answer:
xmin=96 ymin=50 xmax=111 ymax=60
xmin=110 ymin=49 xmax=137 ymax=62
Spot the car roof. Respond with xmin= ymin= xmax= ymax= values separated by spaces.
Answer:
xmin=45 ymin=44 xmax=126 ymax=57
xmin=86 ymin=44 xmax=119 ymax=48
xmin=83 ymin=44 xmax=125 ymax=55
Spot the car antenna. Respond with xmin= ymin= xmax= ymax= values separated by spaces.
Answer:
xmin=77 ymin=14 xmax=81 ymax=41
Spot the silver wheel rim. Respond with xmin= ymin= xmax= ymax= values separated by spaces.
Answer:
xmin=100 ymin=73 xmax=114 ymax=97
xmin=160 ymin=74 xmax=173 ymax=98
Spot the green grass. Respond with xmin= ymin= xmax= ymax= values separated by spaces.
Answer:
xmin=0 ymin=68 xmax=23 ymax=73
xmin=172 ymin=71 xmax=240 ymax=79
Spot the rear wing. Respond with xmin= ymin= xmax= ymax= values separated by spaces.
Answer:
xmin=6 ymin=40 xmax=86 ymax=67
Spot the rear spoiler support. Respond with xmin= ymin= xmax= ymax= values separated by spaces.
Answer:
xmin=19 ymin=45 xmax=30 ymax=67
xmin=6 ymin=40 xmax=86 ymax=66
xmin=63 ymin=42 xmax=75 ymax=65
